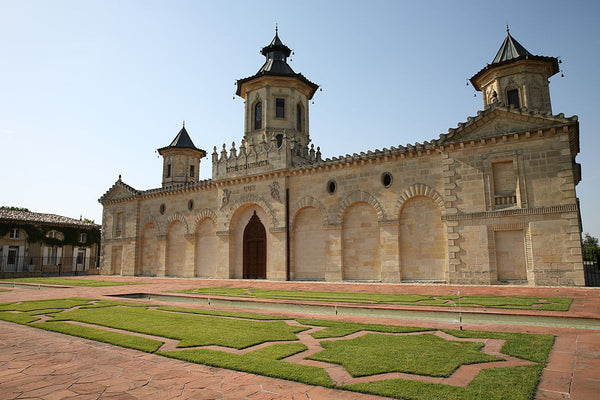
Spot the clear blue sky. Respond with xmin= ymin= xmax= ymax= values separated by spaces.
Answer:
xmin=1 ymin=0 xmax=599 ymax=237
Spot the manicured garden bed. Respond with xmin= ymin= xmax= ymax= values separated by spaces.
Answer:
xmin=0 ymin=297 xmax=554 ymax=400
xmin=171 ymin=286 xmax=573 ymax=311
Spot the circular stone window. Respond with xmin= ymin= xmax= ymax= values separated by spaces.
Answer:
xmin=159 ymin=203 xmax=166 ymax=215
xmin=381 ymin=172 xmax=393 ymax=188
xmin=188 ymin=199 xmax=194 ymax=211
xmin=326 ymin=179 xmax=337 ymax=194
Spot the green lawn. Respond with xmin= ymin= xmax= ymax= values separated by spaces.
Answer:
xmin=171 ymin=286 xmax=573 ymax=311
xmin=0 ymin=297 xmax=554 ymax=400
xmin=0 ymin=277 xmax=143 ymax=287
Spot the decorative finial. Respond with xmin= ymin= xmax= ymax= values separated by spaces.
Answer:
xmin=275 ymin=22 xmax=278 ymax=35
xmin=182 ymin=120 xmax=185 ymax=128
xmin=506 ymin=24 xmax=510 ymax=34
xmin=118 ymin=174 xmax=122 ymax=180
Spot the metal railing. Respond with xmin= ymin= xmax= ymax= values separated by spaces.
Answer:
xmin=583 ymin=247 xmax=600 ymax=287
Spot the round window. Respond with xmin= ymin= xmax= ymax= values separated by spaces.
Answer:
xmin=381 ymin=172 xmax=393 ymax=188
xmin=327 ymin=179 xmax=337 ymax=194
xmin=159 ymin=203 xmax=166 ymax=215
xmin=188 ymin=199 xmax=194 ymax=211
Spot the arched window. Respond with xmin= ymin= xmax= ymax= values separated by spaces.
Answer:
xmin=254 ymin=102 xmax=262 ymax=130
xmin=296 ymin=103 xmax=303 ymax=131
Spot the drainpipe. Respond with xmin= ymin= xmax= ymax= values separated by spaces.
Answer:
xmin=286 ymin=187 xmax=290 ymax=281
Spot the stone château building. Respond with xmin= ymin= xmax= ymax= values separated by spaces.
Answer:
xmin=99 ymin=29 xmax=584 ymax=286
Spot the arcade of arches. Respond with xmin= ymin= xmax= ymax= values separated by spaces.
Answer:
xmin=128 ymin=194 xmax=448 ymax=283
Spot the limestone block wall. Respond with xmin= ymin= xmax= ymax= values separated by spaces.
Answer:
xmin=99 ymin=120 xmax=583 ymax=286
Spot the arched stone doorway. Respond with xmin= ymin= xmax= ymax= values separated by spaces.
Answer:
xmin=243 ymin=211 xmax=266 ymax=279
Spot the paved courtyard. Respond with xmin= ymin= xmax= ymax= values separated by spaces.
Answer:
xmin=0 ymin=277 xmax=598 ymax=399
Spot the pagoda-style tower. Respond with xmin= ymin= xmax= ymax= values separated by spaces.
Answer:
xmin=236 ymin=28 xmax=318 ymax=152
xmin=158 ymin=123 xmax=206 ymax=187
xmin=470 ymin=28 xmax=559 ymax=113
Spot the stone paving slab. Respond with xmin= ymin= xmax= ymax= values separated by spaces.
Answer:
xmin=0 ymin=321 xmax=390 ymax=400
xmin=0 ymin=277 xmax=598 ymax=399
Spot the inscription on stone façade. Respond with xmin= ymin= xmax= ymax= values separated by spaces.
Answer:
xmin=226 ymin=160 xmax=270 ymax=173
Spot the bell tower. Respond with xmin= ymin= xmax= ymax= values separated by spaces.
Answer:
xmin=470 ymin=27 xmax=559 ymax=113
xmin=158 ymin=123 xmax=206 ymax=188
xmin=236 ymin=28 xmax=319 ymax=152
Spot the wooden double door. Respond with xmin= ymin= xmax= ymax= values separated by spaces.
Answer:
xmin=243 ymin=212 xmax=266 ymax=279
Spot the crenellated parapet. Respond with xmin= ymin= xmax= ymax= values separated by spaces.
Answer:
xmin=212 ymin=129 xmax=322 ymax=180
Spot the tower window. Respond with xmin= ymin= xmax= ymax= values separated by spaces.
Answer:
xmin=296 ymin=103 xmax=302 ymax=131
xmin=507 ymin=89 xmax=520 ymax=108
xmin=254 ymin=102 xmax=262 ymax=129
xmin=276 ymin=134 xmax=283 ymax=148
xmin=276 ymin=98 xmax=285 ymax=118
xmin=190 ymin=165 xmax=195 ymax=177
xmin=166 ymin=164 xmax=171 ymax=178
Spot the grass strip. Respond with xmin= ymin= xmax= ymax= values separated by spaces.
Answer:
xmin=0 ymin=298 xmax=93 ymax=312
xmin=171 ymin=287 xmax=572 ymax=311
xmin=49 ymin=306 xmax=308 ymax=349
xmin=441 ymin=329 xmax=554 ymax=364
xmin=159 ymin=347 xmax=333 ymax=387
xmin=295 ymin=318 xmax=428 ymax=338
xmin=156 ymin=305 xmax=288 ymax=320
xmin=309 ymin=333 xmax=502 ymax=378
xmin=0 ymin=278 xmax=142 ymax=287
xmin=35 ymin=321 xmax=163 ymax=352
xmin=343 ymin=364 xmax=544 ymax=400
xmin=0 ymin=311 xmax=39 ymax=324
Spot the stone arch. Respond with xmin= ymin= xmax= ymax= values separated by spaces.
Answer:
xmin=342 ymin=201 xmax=381 ymax=281
xmin=165 ymin=212 xmax=190 ymax=235
xmin=399 ymin=195 xmax=447 ymax=282
xmin=227 ymin=194 xmax=278 ymax=228
xmin=228 ymin=204 xmax=271 ymax=279
xmin=335 ymin=190 xmax=385 ymax=224
xmin=139 ymin=222 xmax=158 ymax=276
xmin=194 ymin=217 xmax=217 ymax=278
xmin=140 ymin=215 xmax=160 ymax=236
xmin=165 ymin=219 xmax=188 ymax=277
xmin=193 ymin=208 xmax=218 ymax=233
xmin=394 ymin=183 xmax=445 ymax=216
xmin=291 ymin=206 xmax=326 ymax=281
xmin=291 ymin=196 xmax=328 ymax=228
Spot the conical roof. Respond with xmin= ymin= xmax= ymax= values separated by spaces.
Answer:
xmin=236 ymin=29 xmax=319 ymax=99
xmin=157 ymin=123 xmax=205 ymax=156
xmin=168 ymin=125 xmax=197 ymax=149
xmin=492 ymin=29 xmax=531 ymax=64
xmin=469 ymin=28 xmax=559 ymax=91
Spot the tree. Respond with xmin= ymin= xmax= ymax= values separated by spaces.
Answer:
xmin=583 ymin=233 xmax=600 ymax=260
xmin=583 ymin=233 xmax=599 ymax=249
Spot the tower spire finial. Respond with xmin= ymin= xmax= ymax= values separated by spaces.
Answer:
xmin=506 ymin=24 xmax=510 ymax=34
xmin=275 ymin=22 xmax=278 ymax=35
xmin=183 ymin=120 xmax=185 ymax=128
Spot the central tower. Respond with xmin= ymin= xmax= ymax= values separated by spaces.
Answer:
xmin=236 ymin=29 xmax=318 ymax=152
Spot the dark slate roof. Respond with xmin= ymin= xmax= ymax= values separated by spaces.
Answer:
xmin=0 ymin=209 xmax=100 ymax=228
xmin=157 ymin=124 xmax=206 ymax=155
xmin=236 ymin=32 xmax=319 ymax=99
xmin=469 ymin=30 xmax=559 ymax=90
xmin=492 ymin=31 xmax=531 ymax=64
xmin=167 ymin=126 xmax=197 ymax=149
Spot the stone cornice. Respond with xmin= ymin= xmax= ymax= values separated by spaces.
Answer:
xmin=442 ymin=204 xmax=578 ymax=221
